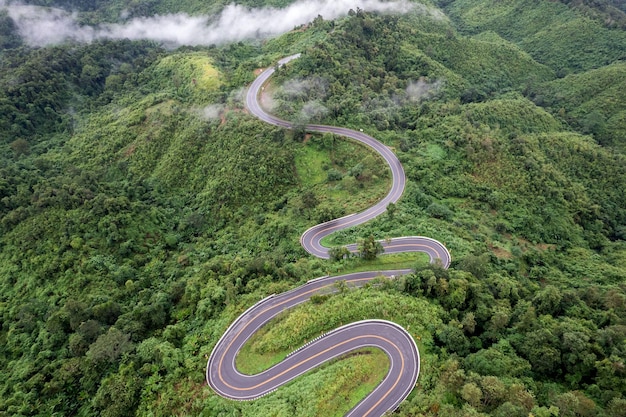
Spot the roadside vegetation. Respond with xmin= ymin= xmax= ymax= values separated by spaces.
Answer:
xmin=0 ymin=0 xmax=625 ymax=416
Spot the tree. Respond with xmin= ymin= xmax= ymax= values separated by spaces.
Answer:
xmin=328 ymin=246 xmax=350 ymax=261
xmin=92 ymin=364 xmax=142 ymax=417
xmin=461 ymin=312 xmax=476 ymax=334
xmin=358 ymin=235 xmax=384 ymax=260
xmin=480 ymin=376 xmax=506 ymax=408
xmin=315 ymin=204 xmax=345 ymax=223
xmin=554 ymin=391 xmax=597 ymax=417
xmin=291 ymin=122 xmax=307 ymax=142
xmin=492 ymin=402 xmax=527 ymax=417
xmin=437 ymin=320 xmax=471 ymax=356
xmin=533 ymin=285 xmax=563 ymax=316
xmin=10 ymin=138 xmax=29 ymax=156
xmin=0 ymin=10 xmax=21 ymax=49
xmin=461 ymin=382 xmax=483 ymax=408
xmin=301 ymin=190 xmax=318 ymax=209
xmin=386 ymin=202 xmax=396 ymax=220
xmin=606 ymin=398 xmax=626 ymax=417
xmin=464 ymin=340 xmax=531 ymax=377
xmin=426 ymin=202 xmax=453 ymax=220
xmin=86 ymin=327 xmax=133 ymax=369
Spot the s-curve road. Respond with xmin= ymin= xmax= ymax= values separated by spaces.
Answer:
xmin=207 ymin=55 xmax=451 ymax=417
xmin=246 ymin=55 xmax=451 ymax=266
xmin=207 ymin=271 xmax=419 ymax=417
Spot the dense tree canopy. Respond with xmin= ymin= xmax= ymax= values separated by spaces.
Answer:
xmin=0 ymin=0 xmax=624 ymax=416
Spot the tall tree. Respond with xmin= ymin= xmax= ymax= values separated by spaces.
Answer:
xmin=357 ymin=235 xmax=384 ymax=260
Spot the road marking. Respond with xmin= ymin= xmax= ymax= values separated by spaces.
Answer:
xmin=216 ymin=276 xmax=383 ymax=389
xmin=219 ymin=334 xmax=402 ymax=392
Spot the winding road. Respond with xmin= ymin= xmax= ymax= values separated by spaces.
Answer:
xmin=207 ymin=55 xmax=451 ymax=416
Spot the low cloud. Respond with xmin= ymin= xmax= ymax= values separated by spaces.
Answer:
xmin=270 ymin=75 xmax=330 ymax=122
xmin=299 ymin=100 xmax=329 ymax=123
xmin=3 ymin=5 xmax=95 ymax=46
xmin=361 ymin=78 xmax=443 ymax=114
xmin=405 ymin=78 xmax=443 ymax=102
xmin=360 ymin=77 xmax=444 ymax=129
xmin=270 ymin=74 xmax=442 ymax=125
xmin=281 ymin=76 xmax=329 ymax=101
xmin=413 ymin=2 xmax=446 ymax=21
xmin=198 ymin=104 xmax=224 ymax=121
xmin=2 ymin=0 xmax=416 ymax=47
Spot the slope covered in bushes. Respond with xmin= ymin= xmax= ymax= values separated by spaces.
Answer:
xmin=0 ymin=1 xmax=625 ymax=416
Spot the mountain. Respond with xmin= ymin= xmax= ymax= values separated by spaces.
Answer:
xmin=0 ymin=1 xmax=624 ymax=416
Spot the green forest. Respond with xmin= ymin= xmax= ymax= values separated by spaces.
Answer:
xmin=0 ymin=0 xmax=625 ymax=416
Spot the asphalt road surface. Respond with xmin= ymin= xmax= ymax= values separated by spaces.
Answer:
xmin=207 ymin=55 xmax=452 ymax=417
xmin=246 ymin=55 xmax=451 ymax=266
xmin=207 ymin=271 xmax=419 ymax=417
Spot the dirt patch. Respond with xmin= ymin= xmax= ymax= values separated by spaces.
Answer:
xmin=536 ymin=243 xmax=556 ymax=251
xmin=123 ymin=144 xmax=137 ymax=157
xmin=220 ymin=107 xmax=247 ymax=124
xmin=489 ymin=245 xmax=512 ymax=259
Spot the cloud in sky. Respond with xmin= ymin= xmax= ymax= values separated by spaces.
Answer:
xmin=1 ymin=0 xmax=423 ymax=47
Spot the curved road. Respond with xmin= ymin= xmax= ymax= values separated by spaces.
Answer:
xmin=246 ymin=55 xmax=451 ymax=266
xmin=207 ymin=55 xmax=451 ymax=416
xmin=207 ymin=271 xmax=419 ymax=416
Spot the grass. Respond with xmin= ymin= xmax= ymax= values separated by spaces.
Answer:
xmin=238 ymin=347 xmax=391 ymax=417
xmin=151 ymin=53 xmax=222 ymax=101
xmin=236 ymin=339 xmax=289 ymax=375
xmin=235 ymin=256 xmax=426 ymax=375
xmin=294 ymin=136 xmax=392 ymax=215
xmin=324 ymin=252 xmax=431 ymax=276
xmin=422 ymin=143 xmax=446 ymax=161
xmin=235 ymin=310 xmax=390 ymax=417
xmin=235 ymin=310 xmax=390 ymax=377
xmin=295 ymin=143 xmax=330 ymax=187
xmin=233 ymin=276 xmax=438 ymax=416
xmin=318 ymin=348 xmax=390 ymax=417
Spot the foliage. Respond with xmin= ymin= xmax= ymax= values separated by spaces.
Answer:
xmin=0 ymin=1 xmax=625 ymax=416
xmin=443 ymin=0 xmax=626 ymax=74
xmin=328 ymin=246 xmax=351 ymax=261
xmin=357 ymin=235 xmax=384 ymax=260
xmin=531 ymin=62 xmax=626 ymax=150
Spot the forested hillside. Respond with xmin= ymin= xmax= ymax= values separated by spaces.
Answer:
xmin=0 ymin=0 xmax=624 ymax=416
